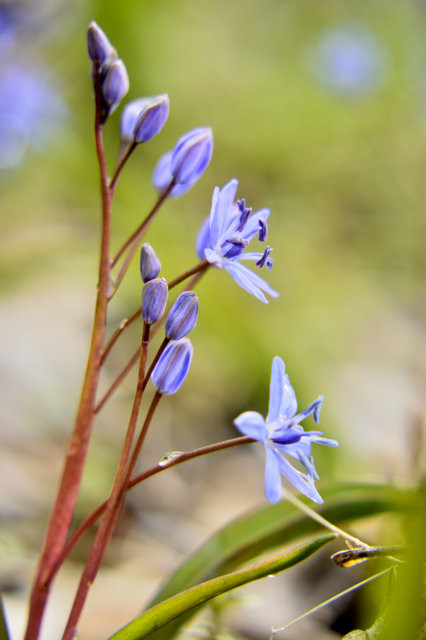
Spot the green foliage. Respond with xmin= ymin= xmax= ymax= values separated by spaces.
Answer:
xmin=107 ymin=534 xmax=335 ymax=640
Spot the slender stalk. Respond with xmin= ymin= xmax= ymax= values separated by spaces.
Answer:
xmin=167 ymin=259 xmax=210 ymax=289
xmin=100 ymin=307 xmax=141 ymax=366
xmin=94 ymin=347 xmax=140 ymax=414
xmin=269 ymin=567 xmax=393 ymax=638
xmin=62 ymin=325 xmax=154 ymax=640
xmin=281 ymin=488 xmax=370 ymax=549
xmin=24 ymin=68 xmax=112 ymax=640
xmin=111 ymin=180 xmax=175 ymax=268
xmin=44 ymin=436 xmax=254 ymax=586
xmin=95 ymin=269 xmax=208 ymax=413
xmin=109 ymin=141 xmax=137 ymax=196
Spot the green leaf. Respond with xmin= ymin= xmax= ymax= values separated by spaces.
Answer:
xmin=142 ymin=483 xmax=409 ymax=640
xmin=0 ymin=593 xmax=11 ymax=640
xmin=108 ymin=533 xmax=335 ymax=640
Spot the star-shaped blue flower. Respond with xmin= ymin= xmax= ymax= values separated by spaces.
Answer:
xmin=196 ymin=179 xmax=279 ymax=303
xmin=234 ymin=357 xmax=339 ymax=504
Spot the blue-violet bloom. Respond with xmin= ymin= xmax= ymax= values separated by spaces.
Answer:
xmin=196 ymin=179 xmax=278 ymax=303
xmin=234 ymin=357 xmax=338 ymax=504
xmin=152 ymin=338 xmax=193 ymax=395
xmin=165 ymin=292 xmax=199 ymax=340
xmin=153 ymin=127 xmax=213 ymax=197
xmin=121 ymin=94 xmax=169 ymax=144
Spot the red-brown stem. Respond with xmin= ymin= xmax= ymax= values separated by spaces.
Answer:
xmin=94 ymin=269 xmax=208 ymax=414
xmin=44 ymin=436 xmax=253 ymax=587
xmin=111 ymin=180 xmax=175 ymax=269
xmin=141 ymin=336 xmax=169 ymax=392
xmin=109 ymin=141 xmax=137 ymax=196
xmin=62 ymin=325 xmax=154 ymax=640
xmin=167 ymin=259 xmax=210 ymax=289
xmin=94 ymin=347 xmax=140 ymax=414
xmin=24 ymin=69 xmax=112 ymax=640
xmin=100 ymin=307 xmax=141 ymax=366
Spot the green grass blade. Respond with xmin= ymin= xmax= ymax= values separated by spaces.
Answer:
xmin=140 ymin=483 xmax=409 ymax=640
xmin=108 ymin=533 xmax=335 ymax=640
xmin=150 ymin=483 xmax=408 ymax=607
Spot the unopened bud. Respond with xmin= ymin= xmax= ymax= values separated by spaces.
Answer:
xmin=152 ymin=127 xmax=213 ymax=198
xmin=141 ymin=277 xmax=168 ymax=325
xmin=170 ymin=127 xmax=213 ymax=183
xmin=165 ymin=292 xmax=199 ymax=340
xmin=101 ymin=59 xmax=129 ymax=118
xmin=121 ymin=94 xmax=169 ymax=145
xmin=140 ymin=243 xmax=161 ymax=283
xmin=152 ymin=338 xmax=193 ymax=395
xmin=87 ymin=21 xmax=116 ymax=65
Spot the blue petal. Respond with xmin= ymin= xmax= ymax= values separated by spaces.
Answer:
xmin=224 ymin=261 xmax=269 ymax=303
xmin=293 ymin=396 xmax=324 ymax=425
xmin=266 ymin=356 xmax=286 ymax=423
xmin=310 ymin=435 xmax=339 ymax=447
xmin=265 ymin=446 xmax=283 ymax=503
xmin=209 ymin=179 xmax=238 ymax=247
xmin=204 ymin=247 xmax=222 ymax=266
xmin=274 ymin=451 xmax=323 ymax=504
xmin=279 ymin=374 xmax=298 ymax=420
xmin=234 ymin=411 xmax=267 ymax=442
xmin=225 ymin=261 xmax=279 ymax=302
xmin=196 ymin=216 xmax=212 ymax=259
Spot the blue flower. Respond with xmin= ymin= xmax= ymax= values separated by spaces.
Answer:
xmin=234 ymin=357 xmax=338 ymax=504
xmin=196 ymin=179 xmax=278 ymax=303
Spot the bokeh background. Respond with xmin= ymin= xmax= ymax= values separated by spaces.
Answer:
xmin=0 ymin=1 xmax=425 ymax=638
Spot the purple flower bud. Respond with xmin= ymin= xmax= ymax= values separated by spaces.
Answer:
xmin=152 ymin=338 xmax=193 ymax=395
xmin=152 ymin=127 xmax=213 ymax=198
xmin=141 ymin=277 xmax=168 ymax=325
xmin=165 ymin=292 xmax=199 ymax=340
xmin=121 ymin=94 xmax=169 ymax=144
xmin=170 ymin=127 xmax=213 ymax=183
xmin=101 ymin=59 xmax=129 ymax=115
xmin=140 ymin=243 xmax=161 ymax=283
xmin=87 ymin=21 xmax=116 ymax=65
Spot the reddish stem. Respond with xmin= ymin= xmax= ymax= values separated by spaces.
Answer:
xmin=44 ymin=436 xmax=253 ymax=587
xmin=24 ymin=68 xmax=112 ymax=640
xmin=110 ymin=180 xmax=175 ymax=269
xmin=109 ymin=141 xmax=137 ymax=196
xmin=62 ymin=325 xmax=155 ymax=640
xmin=100 ymin=307 xmax=141 ymax=366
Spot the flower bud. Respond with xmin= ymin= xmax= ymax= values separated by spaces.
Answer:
xmin=170 ymin=127 xmax=213 ymax=183
xmin=87 ymin=21 xmax=116 ymax=65
xmin=152 ymin=338 xmax=193 ymax=395
xmin=121 ymin=94 xmax=169 ymax=145
xmin=141 ymin=277 xmax=168 ymax=325
xmin=140 ymin=243 xmax=161 ymax=283
xmin=152 ymin=127 xmax=213 ymax=198
xmin=101 ymin=59 xmax=129 ymax=116
xmin=165 ymin=292 xmax=199 ymax=340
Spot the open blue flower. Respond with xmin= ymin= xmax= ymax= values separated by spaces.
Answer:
xmin=196 ymin=179 xmax=278 ymax=303
xmin=234 ymin=357 xmax=338 ymax=504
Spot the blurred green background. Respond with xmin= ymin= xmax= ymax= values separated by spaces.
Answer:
xmin=0 ymin=1 xmax=424 ymax=638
